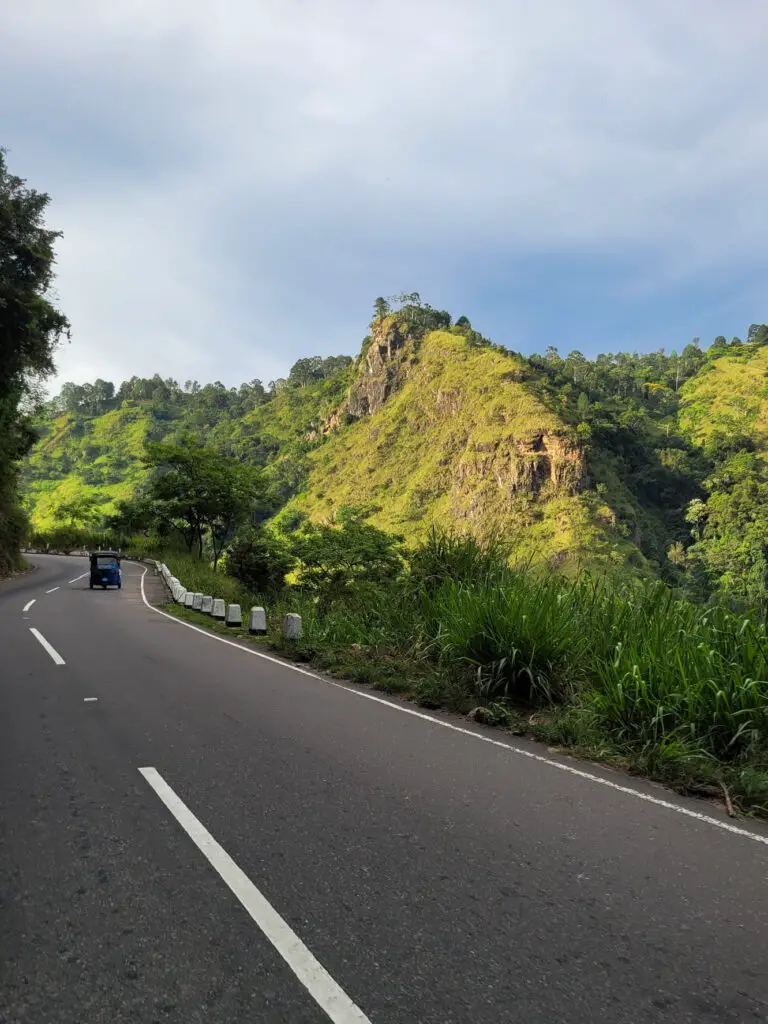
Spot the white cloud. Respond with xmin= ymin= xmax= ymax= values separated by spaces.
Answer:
xmin=2 ymin=0 xmax=768 ymax=389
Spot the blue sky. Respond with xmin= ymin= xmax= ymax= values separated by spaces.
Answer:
xmin=2 ymin=0 xmax=767 ymax=392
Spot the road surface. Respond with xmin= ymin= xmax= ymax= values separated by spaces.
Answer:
xmin=1 ymin=554 xmax=767 ymax=1023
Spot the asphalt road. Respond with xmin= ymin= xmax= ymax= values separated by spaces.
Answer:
xmin=1 ymin=555 xmax=767 ymax=1024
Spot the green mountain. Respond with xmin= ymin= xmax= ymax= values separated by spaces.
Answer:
xmin=22 ymin=298 xmax=768 ymax=601
xmin=279 ymin=318 xmax=630 ymax=568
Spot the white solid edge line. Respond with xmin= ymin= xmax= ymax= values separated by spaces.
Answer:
xmin=46 ymin=586 xmax=60 ymax=594
xmin=138 ymin=570 xmax=768 ymax=848
xmin=139 ymin=767 xmax=372 ymax=1024
xmin=29 ymin=627 xmax=65 ymax=666
xmin=69 ymin=573 xmax=88 ymax=583
xmin=22 ymin=599 xmax=36 ymax=612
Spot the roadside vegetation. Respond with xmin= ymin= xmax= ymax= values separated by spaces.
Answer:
xmin=17 ymin=273 xmax=768 ymax=815
xmin=115 ymin=515 xmax=768 ymax=817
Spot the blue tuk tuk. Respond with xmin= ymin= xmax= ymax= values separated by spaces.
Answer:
xmin=89 ymin=550 xmax=122 ymax=590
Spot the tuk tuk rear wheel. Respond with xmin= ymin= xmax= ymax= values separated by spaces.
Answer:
xmin=89 ymin=582 xmax=93 ymax=589
xmin=102 ymin=583 xmax=107 ymax=589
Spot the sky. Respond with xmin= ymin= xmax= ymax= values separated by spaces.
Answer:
xmin=2 ymin=0 xmax=768 ymax=394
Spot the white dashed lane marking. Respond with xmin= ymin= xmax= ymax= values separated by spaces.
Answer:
xmin=140 ymin=767 xmax=372 ymax=1024
xmin=29 ymin=628 xmax=65 ymax=666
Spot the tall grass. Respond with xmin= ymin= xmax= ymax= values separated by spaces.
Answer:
xmin=590 ymin=590 xmax=768 ymax=760
xmin=420 ymin=565 xmax=768 ymax=762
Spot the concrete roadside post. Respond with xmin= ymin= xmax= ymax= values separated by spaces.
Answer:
xmin=225 ymin=604 xmax=242 ymax=627
xmin=184 ymin=592 xmax=195 ymax=608
xmin=249 ymin=607 xmax=267 ymax=635
xmin=283 ymin=613 xmax=303 ymax=640
xmin=201 ymin=595 xmax=213 ymax=615
xmin=192 ymin=592 xmax=203 ymax=611
xmin=212 ymin=598 xmax=226 ymax=621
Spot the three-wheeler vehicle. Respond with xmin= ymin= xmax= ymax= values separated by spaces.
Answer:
xmin=89 ymin=550 xmax=122 ymax=590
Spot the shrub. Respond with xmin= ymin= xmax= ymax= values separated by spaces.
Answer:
xmin=226 ymin=527 xmax=295 ymax=594
xmin=291 ymin=505 xmax=404 ymax=602
xmin=407 ymin=528 xmax=510 ymax=591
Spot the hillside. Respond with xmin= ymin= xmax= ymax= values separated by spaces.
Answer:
xmin=280 ymin=320 xmax=631 ymax=567
xmin=675 ymin=332 xmax=768 ymax=601
xmin=23 ymin=364 xmax=352 ymax=530
xmin=22 ymin=298 xmax=768 ymax=600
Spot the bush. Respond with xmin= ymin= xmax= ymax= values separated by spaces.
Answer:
xmin=226 ymin=527 xmax=295 ymax=594
xmin=38 ymin=525 xmax=91 ymax=553
xmin=291 ymin=505 xmax=404 ymax=602
xmin=407 ymin=528 xmax=510 ymax=592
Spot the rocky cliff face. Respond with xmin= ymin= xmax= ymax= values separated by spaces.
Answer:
xmin=452 ymin=433 xmax=584 ymax=505
xmin=347 ymin=317 xmax=417 ymax=419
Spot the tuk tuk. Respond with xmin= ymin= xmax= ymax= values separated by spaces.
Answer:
xmin=89 ymin=551 xmax=122 ymax=590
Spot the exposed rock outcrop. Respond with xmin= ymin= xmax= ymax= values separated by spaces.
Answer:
xmin=347 ymin=317 xmax=415 ymax=419
xmin=451 ymin=433 xmax=585 ymax=506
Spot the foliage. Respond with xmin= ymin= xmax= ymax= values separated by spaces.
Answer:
xmin=52 ymin=494 xmax=101 ymax=528
xmin=145 ymin=435 xmax=265 ymax=567
xmin=290 ymin=505 xmax=405 ymax=602
xmin=19 ymin=290 xmax=768 ymax=610
xmin=226 ymin=526 xmax=295 ymax=594
xmin=0 ymin=149 xmax=69 ymax=573
xmin=287 ymin=355 xmax=352 ymax=388
xmin=23 ymin=356 xmax=353 ymax=533
xmin=406 ymin=527 xmax=510 ymax=591
xmin=385 ymin=291 xmax=453 ymax=338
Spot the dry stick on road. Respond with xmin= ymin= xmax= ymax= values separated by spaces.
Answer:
xmin=720 ymin=780 xmax=736 ymax=817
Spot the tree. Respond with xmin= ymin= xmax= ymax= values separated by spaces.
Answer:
xmin=145 ymin=436 xmax=266 ymax=567
xmin=58 ymin=382 xmax=85 ymax=413
xmin=288 ymin=357 xmax=323 ymax=388
xmin=373 ymin=296 xmax=390 ymax=320
xmin=53 ymin=494 xmax=100 ymax=529
xmin=102 ymin=496 xmax=154 ymax=544
xmin=0 ymin=150 xmax=69 ymax=572
xmin=226 ymin=526 xmax=295 ymax=593
xmin=290 ymin=505 xmax=404 ymax=601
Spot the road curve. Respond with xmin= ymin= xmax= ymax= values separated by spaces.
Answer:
xmin=1 ymin=554 xmax=767 ymax=1023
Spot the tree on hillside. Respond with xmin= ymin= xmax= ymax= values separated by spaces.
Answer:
xmin=101 ymin=497 xmax=153 ymax=546
xmin=145 ymin=436 xmax=266 ymax=567
xmin=385 ymin=292 xmax=452 ymax=337
xmin=288 ymin=357 xmax=324 ymax=388
xmin=373 ymin=296 xmax=390 ymax=320
xmin=287 ymin=355 xmax=353 ymax=388
xmin=291 ymin=505 xmax=404 ymax=601
xmin=226 ymin=526 xmax=296 ymax=593
xmin=53 ymin=494 xmax=100 ymax=530
xmin=0 ymin=149 xmax=69 ymax=572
